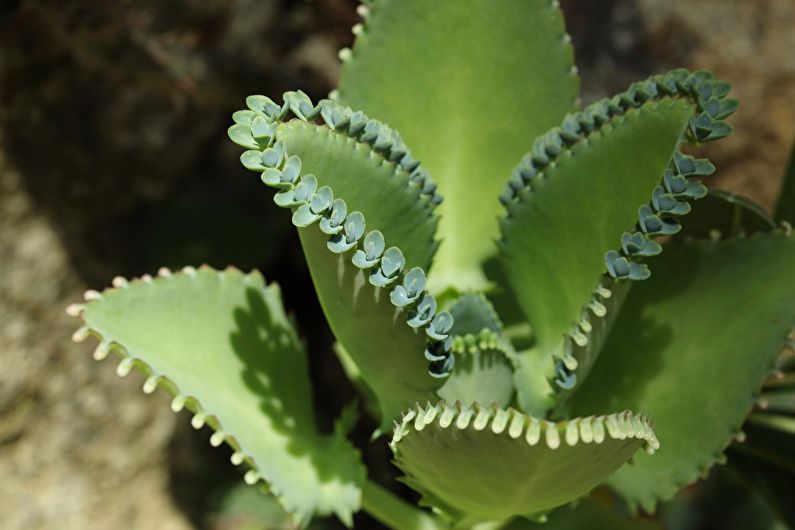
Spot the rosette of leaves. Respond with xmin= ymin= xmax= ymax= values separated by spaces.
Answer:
xmin=67 ymin=0 xmax=795 ymax=528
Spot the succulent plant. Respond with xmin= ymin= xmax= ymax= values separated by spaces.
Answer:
xmin=67 ymin=0 xmax=795 ymax=528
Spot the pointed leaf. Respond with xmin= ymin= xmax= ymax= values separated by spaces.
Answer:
xmin=339 ymin=0 xmax=579 ymax=291
xmin=564 ymin=232 xmax=795 ymax=512
xmin=499 ymin=72 xmax=738 ymax=413
xmin=229 ymin=97 xmax=452 ymax=431
xmin=391 ymin=402 xmax=658 ymax=522
xmin=69 ymin=267 xmax=364 ymax=526
xmin=501 ymin=97 xmax=695 ymax=413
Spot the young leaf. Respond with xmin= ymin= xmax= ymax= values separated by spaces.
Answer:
xmin=563 ymin=232 xmax=795 ymax=512
xmin=437 ymin=294 xmax=515 ymax=408
xmin=69 ymin=267 xmax=364 ymax=526
xmin=339 ymin=0 xmax=579 ymax=292
xmin=437 ymin=335 xmax=515 ymax=409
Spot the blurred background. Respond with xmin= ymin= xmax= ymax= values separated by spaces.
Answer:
xmin=0 ymin=0 xmax=793 ymax=529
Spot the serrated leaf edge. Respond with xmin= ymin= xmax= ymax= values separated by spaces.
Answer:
xmin=500 ymin=70 xmax=737 ymax=393
xmin=617 ymin=228 xmax=795 ymax=513
xmin=390 ymin=400 xmax=659 ymax=454
xmin=229 ymin=92 xmax=454 ymax=378
xmin=67 ymin=265 xmax=363 ymax=526
xmin=337 ymin=0 xmax=580 ymax=109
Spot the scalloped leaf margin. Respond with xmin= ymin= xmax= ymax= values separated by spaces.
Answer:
xmin=390 ymin=400 xmax=658 ymax=522
xmin=228 ymin=92 xmax=455 ymax=381
xmin=68 ymin=266 xmax=365 ymax=527
xmin=500 ymin=69 xmax=737 ymax=401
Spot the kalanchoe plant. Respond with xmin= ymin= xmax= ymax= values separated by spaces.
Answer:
xmin=67 ymin=1 xmax=795 ymax=528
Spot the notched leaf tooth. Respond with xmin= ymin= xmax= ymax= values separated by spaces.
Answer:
xmin=65 ymin=303 xmax=84 ymax=317
xmin=91 ymin=340 xmax=111 ymax=361
xmin=544 ymin=420 xmax=561 ymax=449
xmin=191 ymin=412 xmax=207 ymax=430
xmin=83 ymin=289 xmax=103 ymax=301
xmin=71 ymin=326 xmax=90 ymax=343
xmin=116 ymin=356 xmax=135 ymax=378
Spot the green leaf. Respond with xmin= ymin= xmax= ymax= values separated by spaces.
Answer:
xmin=499 ymin=70 xmax=739 ymax=413
xmin=438 ymin=337 xmax=515 ymax=410
xmin=391 ymin=402 xmax=658 ymax=523
xmin=68 ymin=266 xmax=364 ymax=526
xmin=774 ymin=146 xmax=795 ymax=224
xmin=299 ymin=226 xmax=445 ymax=433
xmin=339 ymin=0 xmax=579 ymax=292
xmin=229 ymin=96 xmax=453 ymax=432
xmin=447 ymin=293 xmax=503 ymax=336
xmin=552 ymin=279 xmax=632 ymax=412
xmin=678 ymin=189 xmax=776 ymax=238
xmin=276 ymin=119 xmax=438 ymax=270
xmin=438 ymin=294 xmax=515 ymax=408
xmin=501 ymin=97 xmax=695 ymax=413
xmin=563 ymin=232 xmax=795 ymax=512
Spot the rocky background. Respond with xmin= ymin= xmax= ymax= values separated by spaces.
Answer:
xmin=0 ymin=1 xmax=793 ymax=529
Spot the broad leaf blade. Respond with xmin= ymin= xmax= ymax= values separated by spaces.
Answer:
xmin=278 ymin=120 xmax=438 ymax=270
xmin=391 ymin=402 xmax=658 ymax=523
xmin=564 ymin=232 xmax=795 ymax=511
xmin=299 ymin=226 xmax=442 ymax=433
xmin=70 ymin=267 xmax=364 ymax=526
xmin=438 ymin=330 xmax=516 ymax=409
xmin=501 ymin=98 xmax=695 ymax=413
xmin=229 ymin=95 xmax=453 ymax=432
xmin=500 ymin=71 xmax=737 ymax=413
xmin=339 ymin=0 xmax=579 ymax=292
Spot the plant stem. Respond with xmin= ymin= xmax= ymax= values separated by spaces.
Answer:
xmin=362 ymin=479 xmax=446 ymax=530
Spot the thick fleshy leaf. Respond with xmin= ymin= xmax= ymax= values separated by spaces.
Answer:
xmin=276 ymin=119 xmax=439 ymax=270
xmin=502 ymin=98 xmax=693 ymax=413
xmin=438 ymin=334 xmax=515 ymax=409
xmin=500 ymin=72 xmax=737 ymax=414
xmin=229 ymin=96 xmax=452 ymax=432
xmin=67 ymin=267 xmax=364 ymax=526
xmin=564 ymin=232 xmax=795 ymax=512
xmin=339 ymin=0 xmax=579 ymax=292
xmin=438 ymin=294 xmax=515 ymax=408
xmin=391 ymin=402 xmax=658 ymax=523
xmin=299 ymin=226 xmax=446 ymax=433
xmin=775 ymin=146 xmax=795 ymax=224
